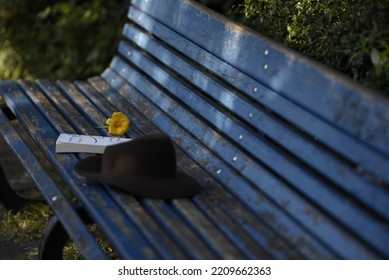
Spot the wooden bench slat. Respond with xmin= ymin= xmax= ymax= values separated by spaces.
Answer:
xmin=95 ymin=70 xmax=316 ymax=260
xmin=86 ymin=78 xmax=301 ymax=258
xmin=87 ymin=77 xmax=304 ymax=259
xmin=79 ymin=81 xmax=272 ymax=258
xmin=121 ymin=23 xmax=389 ymax=221
xmin=73 ymin=81 xmax=125 ymax=118
xmin=102 ymin=67 xmax=376 ymax=259
xmin=73 ymin=77 xmax=278 ymax=258
xmin=56 ymin=80 xmax=122 ymax=129
xmin=85 ymin=61 xmax=384 ymax=258
xmin=102 ymin=190 xmax=190 ymax=259
xmin=128 ymin=6 xmax=389 ymax=186
xmin=0 ymin=109 xmax=107 ymax=259
xmin=141 ymin=199 xmax=218 ymax=259
xmin=91 ymin=73 xmax=316 ymax=257
xmin=31 ymin=80 xmax=98 ymax=135
xmin=56 ymin=78 xmax=252 ymax=259
xmin=107 ymin=53 xmax=389 ymax=258
xmin=75 ymin=77 xmax=282 ymax=258
xmin=67 ymin=78 xmax=223 ymax=259
xmin=109 ymin=46 xmax=389 ymax=258
xmin=132 ymin=0 xmax=389 ymax=158
xmin=3 ymin=81 xmax=160 ymax=259
xmin=47 ymin=82 xmax=220 ymax=258
xmin=189 ymin=196 xmax=273 ymax=259
xmin=171 ymin=199 xmax=245 ymax=259
xmin=103 ymin=66 xmax=381 ymax=259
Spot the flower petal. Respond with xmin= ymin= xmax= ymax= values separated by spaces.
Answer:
xmin=106 ymin=112 xmax=130 ymax=136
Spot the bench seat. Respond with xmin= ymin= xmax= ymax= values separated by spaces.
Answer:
xmin=1 ymin=0 xmax=389 ymax=259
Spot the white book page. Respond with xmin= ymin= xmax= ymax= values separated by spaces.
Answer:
xmin=55 ymin=133 xmax=131 ymax=154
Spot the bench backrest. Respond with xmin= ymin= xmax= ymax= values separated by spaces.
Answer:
xmin=102 ymin=0 xmax=389 ymax=259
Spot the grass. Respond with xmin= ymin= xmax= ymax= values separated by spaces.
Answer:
xmin=0 ymin=203 xmax=52 ymax=243
xmin=0 ymin=202 xmax=119 ymax=259
xmin=0 ymin=202 xmax=52 ymax=259
xmin=63 ymin=226 xmax=119 ymax=260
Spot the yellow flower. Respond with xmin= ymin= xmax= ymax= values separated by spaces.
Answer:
xmin=105 ymin=112 xmax=130 ymax=136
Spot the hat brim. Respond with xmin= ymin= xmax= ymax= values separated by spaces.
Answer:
xmin=74 ymin=155 xmax=201 ymax=198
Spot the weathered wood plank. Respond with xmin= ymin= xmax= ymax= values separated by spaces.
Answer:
xmin=84 ymin=77 xmax=282 ymax=258
xmin=101 ymin=68 xmax=346 ymax=259
xmin=109 ymin=44 xmax=389 ymax=259
xmin=127 ymin=6 xmax=389 ymax=186
xmin=132 ymin=0 xmax=389 ymax=158
xmin=0 ymin=108 xmax=107 ymax=259
xmin=54 ymin=79 xmax=220 ymax=258
xmin=89 ymin=76 xmax=311 ymax=259
xmin=72 ymin=79 xmax=220 ymax=259
xmin=106 ymin=56 xmax=388 ymax=258
xmin=2 ymin=81 xmax=160 ymax=259
xmin=121 ymin=23 xmax=389 ymax=221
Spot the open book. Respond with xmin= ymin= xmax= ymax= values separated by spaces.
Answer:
xmin=55 ymin=133 xmax=131 ymax=154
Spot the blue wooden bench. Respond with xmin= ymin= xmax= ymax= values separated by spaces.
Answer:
xmin=1 ymin=0 xmax=389 ymax=259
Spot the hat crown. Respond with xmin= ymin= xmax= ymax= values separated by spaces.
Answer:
xmin=74 ymin=134 xmax=201 ymax=198
xmin=103 ymin=135 xmax=176 ymax=178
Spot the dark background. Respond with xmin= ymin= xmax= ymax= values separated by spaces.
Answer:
xmin=0 ymin=0 xmax=388 ymax=95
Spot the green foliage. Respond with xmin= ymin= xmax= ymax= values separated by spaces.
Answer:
xmin=0 ymin=0 xmax=128 ymax=80
xmin=1 ymin=1 xmax=388 ymax=94
xmin=239 ymin=0 xmax=389 ymax=95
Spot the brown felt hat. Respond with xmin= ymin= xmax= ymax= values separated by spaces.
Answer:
xmin=74 ymin=134 xmax=201 ymax=198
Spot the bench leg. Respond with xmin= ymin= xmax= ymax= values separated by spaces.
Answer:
xmin=0 ymin=105 xmax=37 ymax=212
xmin=0 ymin=165 xmax=33 ymax=212
xmin=0 ymin=106 xmax=16 ymax=121
xmin=39 ymin=207 xmax=92 ymax=260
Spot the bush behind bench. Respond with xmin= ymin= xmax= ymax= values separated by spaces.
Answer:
xmin=1 ymin=0 xmax=388 ymax=96
xmin=198 ymin=0 xmax=389 ymax=96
